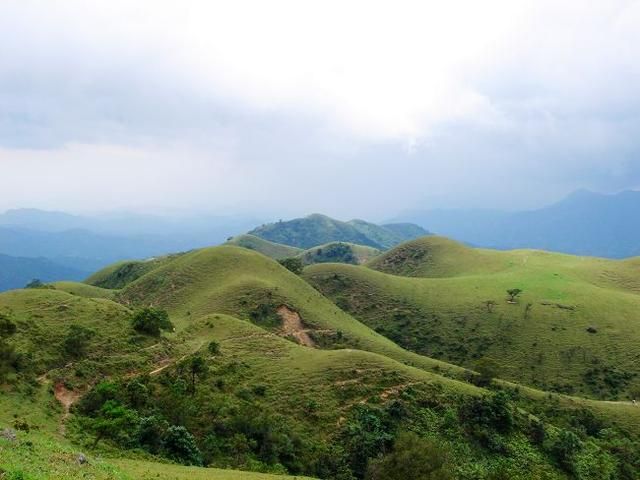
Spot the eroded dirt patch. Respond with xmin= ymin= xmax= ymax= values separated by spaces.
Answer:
xmin=54 ymin=383 xmax=82 ymax=435
xmin=277 ymin=305 xmax=316 ymax=347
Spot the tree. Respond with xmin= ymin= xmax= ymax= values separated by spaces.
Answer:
xmin=550 ymin=430 xmax=582 ymax=472
xmin=184 ymin=354 xmax=208 ymax=394
xmin=131 ymin=308 xmax=174 ymax=336
xmin=63 ymin=324 xmax=94 ymax=358
xmin=163 ymin=425 xmax=203 ymax=465
xmin=25 ymin=279 xmax=44 ymax=289
xmin=278 ymin=257 xmax=304 ymax=275
xmin=90 ymin=400 xmax=139 ymax=448
xmin=366 ymin=431 xmax=453 ymax=480
xmin=506 ymin=288 xmax=523 ymax=302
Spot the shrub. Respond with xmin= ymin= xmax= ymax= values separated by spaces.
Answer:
xmin=550 ymin=430 xmax=582 ymax=472
xmin=163 ymin=425 xmax=203 ymax=465
xmin=366 ymin=431 xmax=453 ymax=480
xmin=131 ymin=308 xmax=174 ymax=336
xmin=63 ymin=325 xmax=94 ymax=358
xmin=278 ymin=257 xmax=304 ymax=275
xmin=459 ymin=391 xmax=514 ymax=435
xmin=208 ymin=340 xmax=220 ymax=355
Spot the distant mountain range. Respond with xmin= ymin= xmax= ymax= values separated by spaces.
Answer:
xmin=248 ymin=214 xmax=429 ymax=249
xmin=0 ymin=209 xmax=262 ymax=291
xmin=0 ymin=254 xmax=87 ymax=291
xmin=394 ymin=190 xmax=640 ymax=258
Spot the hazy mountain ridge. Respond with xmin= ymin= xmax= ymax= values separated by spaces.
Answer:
xmin=0 ymin=253 xmax=88 ymax=291
xmin=396 ymin=190 xmax=640 ymax=258
xmin=249 ymin=214 xmax=428 ymax=249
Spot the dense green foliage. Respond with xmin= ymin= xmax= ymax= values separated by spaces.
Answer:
xmin=130 ymin=307 xmax=174 ymax=336
xmin=278 ymin=257 xmax=304 ymax=274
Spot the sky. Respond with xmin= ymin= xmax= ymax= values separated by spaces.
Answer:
xmin=1 ymin=0 xmax=639 ymax=220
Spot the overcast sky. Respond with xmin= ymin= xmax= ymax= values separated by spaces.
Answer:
xmin=1 ymin=0 xmax=639 ymax=220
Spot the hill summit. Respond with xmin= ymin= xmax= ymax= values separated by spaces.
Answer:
xmin=248 ymin=213 xmax=428 ymax=249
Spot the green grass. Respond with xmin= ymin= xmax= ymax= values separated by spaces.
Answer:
xmin=51 ymin=281 xmax=116 ymax=299
xmin=112 ymin=459 xmax=316 ymax=479
xmin=3 ymin=241 xmax=640 ymax=477
xmin=118 ymin=245 xmax=466 ymax=380
xmin=225 ymin=234 xmax=303 ymax=260
xmin=304 ymin=236 xmax=640 ymax=399
xmin=86 ymin=253 xmax=185 ymax=289
xmin=0 ymin=288 xmax=163 ymax=386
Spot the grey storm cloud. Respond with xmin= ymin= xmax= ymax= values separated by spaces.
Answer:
xmin=1 ymin=0 xmax=639 ymax=218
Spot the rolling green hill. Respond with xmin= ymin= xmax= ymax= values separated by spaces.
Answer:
xmin=86 ymin=253 xmax=186 ymax=289
xmin=304 ymin=236 xmax=640 ymax=400
xmin=298 ymin=242 xmax=381 ymax=266
xmin=248 ymin=214 xmax=426 ymax=250
xmin=2 ymin=242 xmax=640 ymax=479
xmin=227 ymin=235 xmax=380 ymax=266
xmin=225 ymin=234 xmax=303 ymax=259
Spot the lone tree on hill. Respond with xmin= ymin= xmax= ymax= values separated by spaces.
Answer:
xmin=131 ymin=307 xmax=174 ymax=336
xmin=506 ymin=288 xmax=523 ymax=303
xmin=184 ymin=354 xmax=208 ymax=394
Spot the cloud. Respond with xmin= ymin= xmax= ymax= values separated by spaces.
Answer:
xmin=0 ymin=0 xmax=639 ymax=216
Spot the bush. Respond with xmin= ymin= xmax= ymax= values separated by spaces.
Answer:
xmin=366 ymin=431 xmax=453 ymax=480
xmin=63 ymin=325 xmax=94 ymax=358
xmin=278 ymin=258 xmax=304 ymax=275
xmin=459 ymin=391 xmax=514 ymax=434
xmin=131 ymin=308 xmax=174 ymax=336
xmin=550 ymin=430 xmax=582 ymax=472
xmin=163 ymin=425 xmax=203 ymax=465
xmin=208 ymin=340 xmax=220 ymax=355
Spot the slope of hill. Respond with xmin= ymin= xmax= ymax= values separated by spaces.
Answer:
xmin=85 ymin=253 xmax=186 ymax=289
xmin=304 ymin=237 xmax=640 ymax=400
xmin=225 ymin=234 xmax=303 ymax=259
xmin=248 ymin=214 xmax=426 ymax=250
xmin=117 ymin=245 xmax=463 ymax=378
xmin=298 ymin=242 xmax=381 ymax=265
xmin=0 ymin=253 xmax=88 ymax=292
xmin=2 ymin=245 xmax=640 ymax=479
xmin=397 ymin=190 xmax=640 ymax=258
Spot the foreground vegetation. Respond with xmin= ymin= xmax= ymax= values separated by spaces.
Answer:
xmin=1 ymin=239 xmax=640 ymax=479
xmin=305 ymin=237 xmax=640 ymax=400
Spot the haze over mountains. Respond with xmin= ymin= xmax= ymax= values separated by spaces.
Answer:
xmin=1 ymin=189 xmax=639 ymax=292
xmin=395 ymin=189 xmax=640 ymax=258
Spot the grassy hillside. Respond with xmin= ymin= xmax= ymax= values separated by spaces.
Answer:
xmin=248 ymin=215 xmax=426 ymax=250
xmin=2 ymin=245 xmax=640 ymax=478
xmin=225 ymin=234 xmax=303 ymax=259
xmin=304 ymin=237 xmax=640 ymax=399
xmin=298 ymin=242 xmax=380 ymax=266
xmin=51 ymin=281 xmax=116 ymax=299
xmin=86 ymin=253 xmax=185 ymax=289
xmin=118 ymin=245 xmax=464 ymax=379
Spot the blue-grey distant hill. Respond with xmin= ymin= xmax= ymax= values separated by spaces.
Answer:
xmin=249 ymin=214 xmax=429 ymax=249
xmin=396 ymin=190 xmax=640 ymax=258
xmin=0 ymin=253 xmax=88 ymax=291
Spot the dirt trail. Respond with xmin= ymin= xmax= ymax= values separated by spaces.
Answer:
xmin=277 ymin=305 xmax=315 ymax=347
xmin=54 ymin=382 xmax=82 ymax=435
